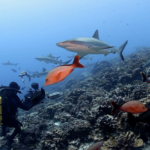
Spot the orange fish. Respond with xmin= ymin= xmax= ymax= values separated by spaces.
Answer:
xmin=44 ymin=55 xmax=84 ymax=86
xmin=111 ymin=101 xmax=147 ymax=114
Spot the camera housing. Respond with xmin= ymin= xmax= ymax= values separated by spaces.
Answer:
xmin=31 ymin=83 xmax=39 ymax=90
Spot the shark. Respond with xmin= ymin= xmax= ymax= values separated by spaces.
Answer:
xmin=35 ymin=54 xmax=71 ymax=65
xmin=2 ymin=61 xmax=19 ymax=66
xmin=30 ymin=68 xmax=49 ymax=78
xmin=68 ymin=54 xmax=94 ymax=60
xmin=47 ymin=53 xmax=60 ymax=60
xmin=11 ymin=69 xmax=17 ymax=72
xmin=56 ymin=30 xmax=128 ymax=61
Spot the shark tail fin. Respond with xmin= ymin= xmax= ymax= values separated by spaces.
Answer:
xmin=117 ymin=41 xmax=128 ymax=61
xmin=63 ymin=59 xmax=72 ymax=65
xmin=72 ymin=55 xmax=84 ymax=68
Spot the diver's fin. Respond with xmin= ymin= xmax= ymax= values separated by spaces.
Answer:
xmin=92 ymin=30 xmax=99 ymax=40
xmin=117 ymin=40 xmax=128 ymax=61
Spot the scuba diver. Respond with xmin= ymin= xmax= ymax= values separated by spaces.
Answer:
xmin=0 ymin=82 xmax=45 ymax=150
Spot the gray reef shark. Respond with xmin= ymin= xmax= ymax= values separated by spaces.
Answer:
xmin=56 ymin=30 xmax=128 ymax=61
xmin=11 ymin=69 xmax=17 ymax=72
xmin=35 ymin=54 xmax=71 ymax=65
xmin=2 ymin=61 xmax=19 ymax=66
xmin=30 ymin=67 xmax=49 ymax=78
xmin=47 ymin=53 xmax=60 ymax=60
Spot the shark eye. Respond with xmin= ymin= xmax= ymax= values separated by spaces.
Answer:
xmin=46 ymin=78 xmax=48 ymax=82
xmin=143 ymin=106 xmax=145 ymax=108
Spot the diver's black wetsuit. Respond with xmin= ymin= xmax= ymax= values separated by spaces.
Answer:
xmin=1 ymin=82 xmax=45 ymax=150
xmin=1 ymin=94 xmax=33 ymax=149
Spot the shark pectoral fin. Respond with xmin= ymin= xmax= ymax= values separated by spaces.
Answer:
xmin=92 ymin=46 xmax=114 ymax=51
xmin=77 ymin=53 xmax=87 ymax=59
xmin=55 ymin=72 xmax=62 ymax=80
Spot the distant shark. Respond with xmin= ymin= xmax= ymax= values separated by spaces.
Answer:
xmin=30 ymin=67 xmax=49 ymax=78
xmin=47 ymin=53 xmax=60 ymax=60
xmin=35 ymin=54 xmax=72 ymax=65
xmin=2 ymin=61 xmax=19 ymax=66
xmin=11 ymin=69 xmax=17 ymax=72
xmin=56 ymin=30 xmax=128 ymax=61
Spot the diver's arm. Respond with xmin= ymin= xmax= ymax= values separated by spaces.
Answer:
xmin=13 ymin=95 xmax=33 ymax=111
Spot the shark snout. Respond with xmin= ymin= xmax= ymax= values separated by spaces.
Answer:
xmin=35 ymin=57 xmax=41 ymax=61
xmin=56 ymin=42 xmax=67 ymax=48
xmin=56 ymin=42 xmax=62 ymax=47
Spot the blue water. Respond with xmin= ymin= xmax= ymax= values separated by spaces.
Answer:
xmin=0 ymin=0 xmax=150 ymax=99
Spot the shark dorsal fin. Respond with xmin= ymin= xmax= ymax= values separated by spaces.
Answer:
xmin=43 ymin=67 xmax=46 ymax=72
xmin=92 ymin=30 xmax=99 ymax=40
xmin=47 ymin=53 xmax=52 ymax=57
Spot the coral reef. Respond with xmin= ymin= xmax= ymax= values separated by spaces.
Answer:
xmin=2 ymin=47 xmax=150 ymax=150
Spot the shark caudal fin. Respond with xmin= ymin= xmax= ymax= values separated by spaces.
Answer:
xmin=63 ymin=59 xmax=72 ymax=65
xmin=127 ymin=113 xmax=136 ymax=129
xmin=117 ymin=41 xmax=128 ymax=61
xmin=140 ymin=72 xmax=147 ymax=82
xmin=72 ymin=55 xmax=84 ymax=68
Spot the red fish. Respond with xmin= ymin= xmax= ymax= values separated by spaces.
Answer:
xmin=44 ymin=55 xmax=84 ymax=86
xmin=111 ymin=101 xmax=147 ymax=114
